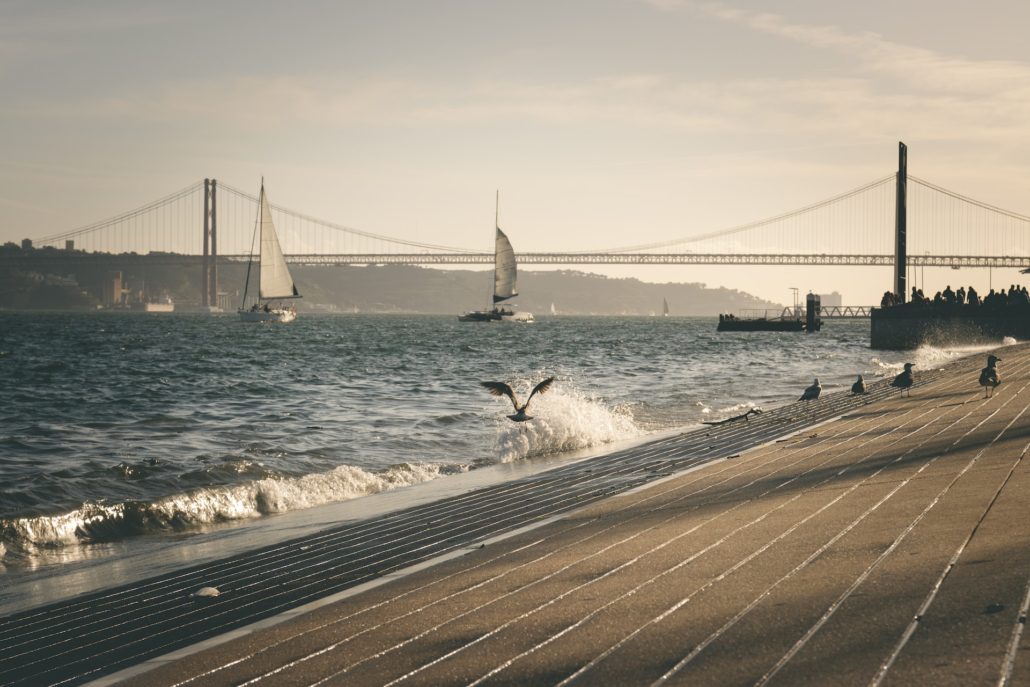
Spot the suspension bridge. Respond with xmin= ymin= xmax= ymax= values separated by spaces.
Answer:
xmin=17 ymin=143 xmax=1030 ymax=306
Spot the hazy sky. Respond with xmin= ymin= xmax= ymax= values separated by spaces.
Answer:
xmin=3 ymin=0 xmax=1029 ymax=304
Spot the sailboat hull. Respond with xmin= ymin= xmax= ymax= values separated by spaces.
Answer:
xmin=239 ymin=308 xmax=297 ymax=323
xmin=457 ymin=307 xmax=533 ymax=322
xmin=458 ymin=310 xmax=502 ymax=322
xmin=501 ymin=311 xmax=534 ymax=323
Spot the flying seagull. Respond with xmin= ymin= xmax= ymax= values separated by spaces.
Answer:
xmin=799 ymin=378 xmax=821 ymax=401
xmin=851 ymin=375 xmax=867 ymax=394
xmin=891 ymin=363 xmax=915 ymax=397
xmin=978 ymin=355 xmax=1001 ymax=397
xmin=481 ymin=377 xmax=555 ymax=422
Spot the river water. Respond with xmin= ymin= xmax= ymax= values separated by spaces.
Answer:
xmin=0 ymin=312 xmax=998 ymax=609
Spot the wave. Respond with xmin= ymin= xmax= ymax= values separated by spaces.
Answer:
xmin=492 ymin=382 xmax=643 ymax=463
xmin=700 ymin=401 xmax=758 ymax=418
xmin=0 ymin=462 xmax=455 ymax=555
xmin=870 ymin=340 xmax=1003 ymax=376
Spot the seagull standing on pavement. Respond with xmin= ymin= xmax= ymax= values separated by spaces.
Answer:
xmin=851 ymin=375 xmax=867 ymax=394
xmin=979 ymin=355 xmax=1001 ymax=397
xmin=891 ymin=363 xmax=915 ymax=397
xmin=799 ymin=378 xmax=821 ymax=401
xmin=481 ymin=377 xmax=555 ymax=422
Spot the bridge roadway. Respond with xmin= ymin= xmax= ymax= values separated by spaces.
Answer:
xmin=2 ymin=348 xmax=1030 ymax=685
xmin=269 ymin=253 xmax=1030 ymax=268
xmin=6 ymin=251 xmax=1030 ymax=268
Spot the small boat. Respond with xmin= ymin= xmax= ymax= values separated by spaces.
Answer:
xmin=239 ymin=180 xmax=300 ymax=323
xmin=133 ymin=295 xmax=175 ymax=313
xmin=459 ymin=192 xmax=533 ymax=323
xmin=717 ymin=315 xmax=805 ymax=332
xmin=662 ymin=298 xmax=670 ymax=317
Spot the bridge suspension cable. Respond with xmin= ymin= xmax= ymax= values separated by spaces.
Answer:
xmin=600 ymin=174 xmax=896 ymax=254
xmin=907 ymin=175 xmax=1030 ymax=259
xmin=909 ymin=175 xmax=1030 ymax=222
xmin=33 ymin=182 xmax=200 ymax=247
xmin=216 ymin=182 xmax=479 ymax=254
xmin=25 ymin=168 xmax=1030 ymax=265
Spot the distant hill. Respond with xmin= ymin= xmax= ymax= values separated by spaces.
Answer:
xmin=0 ymin=245 xmax=781 ymax=315
xmin=293 ymin=265 xmax=780 ymax=316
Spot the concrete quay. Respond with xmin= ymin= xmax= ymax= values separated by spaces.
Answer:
xmin=110 ymin=345 xmax=1030 ymax=687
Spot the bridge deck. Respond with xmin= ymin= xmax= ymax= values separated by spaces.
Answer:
xmin=3 ymin=348 xmax=1029 ymax=685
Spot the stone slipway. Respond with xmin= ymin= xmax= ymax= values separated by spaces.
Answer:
xmin=3 ymin=346 xmax=1030 ymax=686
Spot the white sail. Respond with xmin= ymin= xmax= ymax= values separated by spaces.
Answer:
xmin=663 ymin=298 xmax=669 ymax=316
xmin=493 ymin=227 xmax=517 ymax=303
xmin=258 ymin=186 xmax=299 ymax=300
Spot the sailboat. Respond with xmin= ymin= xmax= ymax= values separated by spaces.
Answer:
xmin=458 ymin=193 xmax=533 ymax=323
xmin=663 ymin=298 xmax=670 ymax=317
xmin=238 ymin=180 xmax=301 ymax=323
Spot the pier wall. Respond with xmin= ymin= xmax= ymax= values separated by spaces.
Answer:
xmin=871 ymin=305 xmax=1030 ymax=349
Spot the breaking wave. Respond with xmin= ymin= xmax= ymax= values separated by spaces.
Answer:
xmin=870 ymin=340 xmax=1003 ymax=376
xmin=0 ymin=461 xmax=456 ymax=554
xmin=492 ymin=382 xmax=643 ymax=463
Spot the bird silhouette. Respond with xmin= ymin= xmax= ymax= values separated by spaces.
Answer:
xmin=799 ymin=378 xmax=821 ymax=401
xmin=481 ymin=377 xmax=555 ymax=422
xmin=851 ymin=375 xmax=866 ymax=394
xmin=978 ymin=355 xmax=1001 ymax=397
xmin=891 ymin=363 xmax=915 ymax=397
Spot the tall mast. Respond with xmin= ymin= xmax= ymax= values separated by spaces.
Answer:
xmin=239 ymin=178 xmax=263 ymax=310
xmin=257 ymin=177 xmax=264 ymax=301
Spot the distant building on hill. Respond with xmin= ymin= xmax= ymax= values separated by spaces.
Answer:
xmin=819 ymin=291 xmax=843 ymax=307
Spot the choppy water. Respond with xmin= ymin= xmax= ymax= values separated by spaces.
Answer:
xmin=0 ymin=312 xmax=997 ymax=577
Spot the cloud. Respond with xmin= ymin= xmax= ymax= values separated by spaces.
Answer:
xmin=9 ymin=65 xmax=1027 ymax=166
xmin=6 ymin=1 xmax=1028 ymax=151
xmin=646 ymin=0 xmax=1030 ymax=96
xmin=0 ymin=3 xmax=178 ymax=77
xmin=0 ymin=4 xmax=175 ymax=39
xmin=637 ymin=0 xmax=1030 ymax=155
xmin=8 ymin=72 xmax=742 ymax=133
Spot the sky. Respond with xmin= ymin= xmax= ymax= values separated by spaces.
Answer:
xmin=2 ymin=0 xmax=1030 ymax=305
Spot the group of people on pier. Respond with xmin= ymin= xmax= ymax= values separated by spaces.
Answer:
xmin=880 ymin=283 xmax=1030 ymax=309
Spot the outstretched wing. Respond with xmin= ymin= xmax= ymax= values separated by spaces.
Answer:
xmin=481 ymin=381 xmax=519 ymax=410
xmin=524 ymin=377 xmax=555 ymax=408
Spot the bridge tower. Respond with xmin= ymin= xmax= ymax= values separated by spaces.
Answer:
xmin=209 ymin=179 xmax=218 ymax=308
xmin=894 ymin=142 xmax=907 ymax=302
xmin=202 ymin=179 xmax=219 ymax=308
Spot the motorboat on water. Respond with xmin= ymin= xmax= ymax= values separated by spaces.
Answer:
xmin=459 ymin=192 xmax=534 ymax=323
xmin=238 ymin=180 xmax=301 ymax=323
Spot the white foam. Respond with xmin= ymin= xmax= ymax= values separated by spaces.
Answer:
xmin=708 ymin=401 xmax=758 ymax=417
xmin=249 ymin=462 xmax=448 ymax=514
xmin=493 ymin=383 xmax=642 ymax=463
xmin=871 ymin=340 xmax=1002 ymax=376
xmin=2 ymin=462 xmax=452 ymax=549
